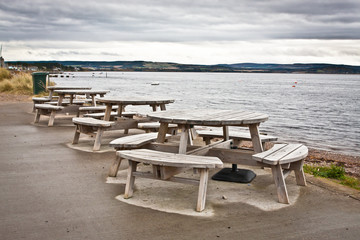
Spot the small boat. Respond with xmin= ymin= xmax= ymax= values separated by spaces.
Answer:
xmin=151 ymin=81 xmax=160 ymax=85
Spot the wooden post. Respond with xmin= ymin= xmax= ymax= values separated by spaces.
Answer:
xmin=34 ymin=110 xmax=41 ymax=123
xmin=179 ymin=125 xmax=190 ymax=154
xmin=293 ymin=160 xmax=307 ymax=186
xmin=72 ymin=125 xmax=80 ymax=144
xmin=271 ymin=164 xmax=289 ymax=204
xmin=109 ymin=155 xmax=123 ymax=177
xmin=223 ymin=126 xmax=229 ymax=140
xmin=196 ymin=168 xmax=209 ymax=212
xmin=156 ymin=122 xmax=169 ymax=143
xmin=249 ymin=124 xmax=263 ymax=153
xmin=104 ymin=103 xmax=112 ymax=121
xmin=124 ymin=160 xmax=137 ymax=198
xmin=69 ymin=94 xmax=74 ymax=104
xmin=48 ymin=110 xmax=56 ymax=127
xmin=57 ymin=94 xmax=64 ymax=106
xmin=160 ymin=104 xmax=166 ymax=111
xmin=93 ymin=128 xmax=104 ymax=151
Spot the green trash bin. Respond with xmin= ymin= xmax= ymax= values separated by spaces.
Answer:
xmin=32 ymin=72 xmax=48 ymax=94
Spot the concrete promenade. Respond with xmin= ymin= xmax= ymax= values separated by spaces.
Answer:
xmin=0 ymin=102 xmax=359 ymax=240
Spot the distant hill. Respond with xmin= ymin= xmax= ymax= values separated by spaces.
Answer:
xmin=219 ymin=63 xmax=360 ymax=74
xmin=5 ymin=60 xmax=360 ymax=74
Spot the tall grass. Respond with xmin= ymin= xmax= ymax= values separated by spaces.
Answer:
xmin=304 ymin=164 xmax=360 ymax=190
xmin=0 ymin=68 xmax=12 ymax=81
xmin=0 ymin=68 xmax=33 ymax=95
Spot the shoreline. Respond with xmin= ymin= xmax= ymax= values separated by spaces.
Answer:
xmin=1 ymin=92 xmax=359 ymax=180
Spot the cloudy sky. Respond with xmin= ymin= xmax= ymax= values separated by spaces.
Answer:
xmin=1 ymin=0 xmax=360 ymax=65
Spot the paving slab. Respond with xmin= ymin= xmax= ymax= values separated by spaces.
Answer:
xmin=0 ymin=102 xmax=359 ymax=240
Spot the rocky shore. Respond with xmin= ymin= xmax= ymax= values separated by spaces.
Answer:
xmin=1 ymin=92 xmax=359 ymax=180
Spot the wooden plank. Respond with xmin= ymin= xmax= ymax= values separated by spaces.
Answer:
xmin=252 ymin=144 xmax=287 ymax=163
xmin=109 ymin=155 xmax=123 ymax=177
xmin=197 ymin=129 xmax=277 ymax=142
xmin=124 ymin=160 xmax=137 ymax=199
xmin=35 ymin=104 xmax=64 ymax=110
xmin=262 ymin=144 xmax=303 ymax=165
xmin=93 ymin=128 xmax=104 ymax=151
xmin=109 ymin=133 xmax=171 ymax=149
xmin=104 ymin=104 xmax=113 ymax=121
xmin=271 ymin=164 xmax=289 ymax=204
xmin=187 ymin=140 xmax=232 ymax=156
xmin=138 ymin=122 xmax=177 ymax=129
xmin=72 ymin=126 xmax=80 ymax=144
xmin=132 ymin=172 xmax=199 ymax=186
xmin=179 ymin=125 xmax=190 ymax=154
xmin=156 ymin=122 xmax=169 ymax=143
xmin=79 ymin=105 xmax=119 ymax=111
xmin=196 ymin=168 xmax=209 ymax=212
xmin=291 ymin=160 xmax=307 ymax=186
xmin=72 ymin=117 xmax=114 ymax=127
xmin=117 ymin=149 xmax=223 ymax=168
xmin=249 ymin=124 xmax=263 ymax=153
xmin=48 ymin=110 xmax=56 ymax=126
xmin=278 ymin=145 xmax=308 ymax=164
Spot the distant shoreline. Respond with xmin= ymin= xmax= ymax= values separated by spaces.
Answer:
xmin=5 ymin=61 xmax=360 ymax=74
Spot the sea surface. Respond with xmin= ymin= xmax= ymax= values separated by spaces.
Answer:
xmin=52 ymin=72 xmax=360 ymax=156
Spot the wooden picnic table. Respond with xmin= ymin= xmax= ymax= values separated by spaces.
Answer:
xmin=146 ymin=109 xmax=269 ymax=183
xmin=96 ymin=96 xmax=175 ymax=121
xmin=147 ymin=109 xmax=268 ymax=154
xmin=47 ymin=86 xmax=91 ymax=99
xmin=54 ymin=89 xmax=110 ymax=106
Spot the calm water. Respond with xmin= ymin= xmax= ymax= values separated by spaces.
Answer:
xmin=53 ymin=72 xmax=360 ymax=156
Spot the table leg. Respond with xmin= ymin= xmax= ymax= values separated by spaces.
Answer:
xmin=179 ymin=125 xmax=190 ymax=154
xmin=117 ymin=104 xmax=123 ymax=117
xmin=151 ymin=105 xmax=157 ymax=111
xmin=48 ymin=90 xmax=54 ymax=99
xmin=91 ymin=95 xmax=96 ymax=106
xmin=160 ymin=104 xmax=166 ymax=111
xmin=104 ymin=103 xmax=113 ymax=121
xmin=156 ymin=122 xmax=169 ymax=143
xmin=249 ymin=124 xmax=263 ymax=153
xmin=70 ymin=94 xmax=74 ymax=104
xmin=223 ymin=126 xmax=229 ymax=140
xmin=57 ymin=94 xmax=64 ymax=106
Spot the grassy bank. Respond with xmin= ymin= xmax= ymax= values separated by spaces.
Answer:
xmin=304 ymin=164 xmax=360 ymax=190
xmin=0 ymin=68 xmax=33 ymax=95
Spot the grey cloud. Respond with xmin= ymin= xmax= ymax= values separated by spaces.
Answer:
xmin=1 ymin=0 xmax=360 ymax=42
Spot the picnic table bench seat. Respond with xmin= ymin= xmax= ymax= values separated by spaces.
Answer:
xmin=77 ymin=105 xmax=119 ymax=116
xmin=108 ymin=132 xmax=172 ymax=177
xmin=197 ymin=129 xmax=277 ymax=149
xmin=34 ymin=104 xmax=65 ymax=126
xmin=72 ymin=117 xmax=115 ymax=151
xmin=252 ymin=143 xmax=308 ymax=204
xmin=32 ymin=96 xmax=60 ymax=112
xmin=32 ymin=97 xmax=52 ymax=112
xmin=117 ymin=149 xmax=223 ymax=212
xmin=137 ymin=122 xmax=178 ymax=134
xmin=83 ymin=111 xmax=137 ymax=120
xmin=45 ymin=100 xmax=87 ymax=106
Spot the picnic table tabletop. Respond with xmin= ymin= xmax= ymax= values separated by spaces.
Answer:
xmin=147 ymin=109 xmax=269 ymax=154
xmin=47 ymin=86 xmax=92 ymax=99
xmin=96 ymin=96 xmax=175 ymax=121
xmin=54 ymin=89 xmax=110 ymax=106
